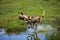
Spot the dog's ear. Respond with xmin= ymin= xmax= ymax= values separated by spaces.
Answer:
xmin=21 ymin=12 xmax=24 ymax=15
xmin=18 ymin=11 xmax=24 ymax=15
xmin=18 ymin=11 xmax=20 ymax=14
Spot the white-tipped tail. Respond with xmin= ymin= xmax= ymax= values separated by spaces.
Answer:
xmin=42 ymin=10 xmax=45 ymax=17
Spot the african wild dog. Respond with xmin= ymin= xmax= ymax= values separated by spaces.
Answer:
xmin=18 ymin=11 xmax=45 ymax=29
xmin=18 ymin=11 xmax=40 ymax=25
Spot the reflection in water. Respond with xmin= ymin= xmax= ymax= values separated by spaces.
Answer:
xmin=0 ymin=24 xmax=60 ymax=40
xmin=27 ymin=29 xmax=40 ymax=40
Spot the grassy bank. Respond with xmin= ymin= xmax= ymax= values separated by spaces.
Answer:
xmin=0 ymin=0 xmax=60 ymax=33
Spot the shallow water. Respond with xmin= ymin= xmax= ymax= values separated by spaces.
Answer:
xmin=0 ymin=24 xmax=60 ymax=40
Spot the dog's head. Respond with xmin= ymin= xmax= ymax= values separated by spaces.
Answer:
xmin=18 ymin=11 xmax=24 ymax=20
xmin=18 ymin=11 xmax=28 ymax=21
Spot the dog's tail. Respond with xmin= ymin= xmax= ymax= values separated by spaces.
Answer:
xmin=42 ymin=10 xmax=45 ymax=17
xmin=41 ymin=10 xmax=45 ymax=20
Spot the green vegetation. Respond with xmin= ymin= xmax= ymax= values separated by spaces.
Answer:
xmin=47 ymin=32 xmax=60 ymax=40
xmin=0 ymin=0 xmax=60 ymax=33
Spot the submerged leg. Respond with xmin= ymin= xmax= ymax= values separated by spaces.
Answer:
xmin=27 ymin=22 xmax=31 ymax=28
xmin=35 ymin=23 xmax=38 ymax=31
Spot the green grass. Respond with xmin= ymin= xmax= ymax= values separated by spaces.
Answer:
xmin=47 ymin=32 xmax=60 ymax=40
xmin=0 ymin=0 xmax=60 ymax=33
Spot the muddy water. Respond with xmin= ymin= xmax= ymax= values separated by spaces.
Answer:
xmin=0 ymin=24 xmax=60 ymax=40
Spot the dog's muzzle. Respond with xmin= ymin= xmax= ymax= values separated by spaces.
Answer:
xmin=18 ymin=16 xmax=24 ymax=20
